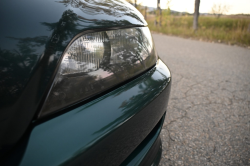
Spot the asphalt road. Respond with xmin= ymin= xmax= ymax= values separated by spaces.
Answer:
xmin=152 ymin=33 xmax=250 ymax=166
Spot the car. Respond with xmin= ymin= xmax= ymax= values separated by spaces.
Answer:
xmin=0 ymin=0 xmax=171 ymax=165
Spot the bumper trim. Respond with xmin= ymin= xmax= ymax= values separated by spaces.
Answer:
xmin=121 ymin=113 xmax=165 ymax=166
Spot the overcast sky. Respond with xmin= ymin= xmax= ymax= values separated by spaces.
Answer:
xmin=137 ymin=0 xmax=250 ymax=14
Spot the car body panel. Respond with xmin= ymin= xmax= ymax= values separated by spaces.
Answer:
xmin=0 ymin=0 xmax=147 ymax=155
xmin=3 ymin=59 xmax=171 ymax=165
xmin=121 ymin=113 xmax=165 ymax=166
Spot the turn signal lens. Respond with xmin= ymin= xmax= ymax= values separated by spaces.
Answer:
xmin=40 ymin=27 xmax=157 ymax=117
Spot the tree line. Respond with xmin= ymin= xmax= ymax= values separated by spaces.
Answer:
xmin=127 ymin=0 xmax=231 ymax=32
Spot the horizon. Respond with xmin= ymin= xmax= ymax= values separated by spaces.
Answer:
xmin=135 ymin=0 xmax=250 ymax=15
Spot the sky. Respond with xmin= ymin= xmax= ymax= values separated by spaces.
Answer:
xmin=136 ymin=0 xmax=250 ymax=14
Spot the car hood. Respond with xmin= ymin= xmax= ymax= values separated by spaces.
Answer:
xmin=0 ymin=0 xmax=146 ymax=155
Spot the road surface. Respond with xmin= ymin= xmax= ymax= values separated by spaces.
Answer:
xmin=152 ymin=33 xmax=250 ymax=166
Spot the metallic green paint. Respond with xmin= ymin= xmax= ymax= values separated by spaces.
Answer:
xmin=4 ymin=59 xmax=171 ymax=166
xmin=0 ymin=0 xmax=147 ymax=154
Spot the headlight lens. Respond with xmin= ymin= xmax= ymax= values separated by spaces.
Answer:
xmin=40 ymin=27 xmax=157 ymax=117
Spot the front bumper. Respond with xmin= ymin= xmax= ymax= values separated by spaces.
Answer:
xmin=4 ymin=59 xmax=171 ymax=166
xmin=122 ymin=112 xmax=165 ymax=166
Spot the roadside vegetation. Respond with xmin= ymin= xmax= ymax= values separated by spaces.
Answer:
xmin=147 ymin=15 xmax=250 ymax=47
xmin=131 ymin=1 xmax=250 ymax=48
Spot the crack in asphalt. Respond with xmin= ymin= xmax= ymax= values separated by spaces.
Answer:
xmin=153 ymin=34 xmax=250 ymax=166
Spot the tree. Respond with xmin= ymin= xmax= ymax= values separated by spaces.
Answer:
xmin=162 ymin=0 xmax=172 ymax=17
xmin=166 ymin=0 xmax=172 ymax=15
xmin=155 ymin=0 xmax=162 ymax=26
xmin=193 ymin=0 xmax=200 ymax=31
xmin=211 ymin=3 xmax=230 ymax=18
xmin=125 ymin=0 xmax=137 ymax=8
xmin=144 ymin=6 xmax=147 ymax=20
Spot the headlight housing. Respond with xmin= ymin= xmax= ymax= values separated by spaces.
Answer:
xmin=39 ymin=27 xmax=157 ymax=117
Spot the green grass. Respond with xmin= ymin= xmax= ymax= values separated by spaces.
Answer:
xmin=147 ymin=15 xmax=250 ymax=47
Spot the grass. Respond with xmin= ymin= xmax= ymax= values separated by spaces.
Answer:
xmin=147 ymin=15 xmax=250 ymax=47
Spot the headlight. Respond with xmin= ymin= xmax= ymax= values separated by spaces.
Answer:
xmin=39 ymin=27 xmax=157 ymax=117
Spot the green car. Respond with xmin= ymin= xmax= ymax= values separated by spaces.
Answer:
xmin=0 ymin=0 xmax=171 ymax=165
